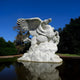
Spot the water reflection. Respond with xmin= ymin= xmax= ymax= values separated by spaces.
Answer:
xmin=0 ymin=59 xmax=80 ymax=80
xmin=0 ymin=62 xmax=13 ymax=72
xmin=16 ymin=62 xmax=62 ymax=80
xmin=57 ymin=59 xmax=80 ymax=80
xmin=0 ymin=62 xmax=17 ymax=80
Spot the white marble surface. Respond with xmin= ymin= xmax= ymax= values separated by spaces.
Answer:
xmin=17 ymin=17 xmax=62 ymax=63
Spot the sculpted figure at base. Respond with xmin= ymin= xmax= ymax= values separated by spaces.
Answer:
xmin=17 ymin=17 xmax=62 ymax=63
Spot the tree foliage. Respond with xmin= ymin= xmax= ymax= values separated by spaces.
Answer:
xmin=13 ymin=25 xmax=31 ymax=54
xmin=0 ymin=37 xmax=17 ymax=56
xmin=58 ymin=17 xmax=80 ymax=54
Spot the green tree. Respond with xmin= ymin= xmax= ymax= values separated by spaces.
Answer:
xmin=13 ymin=25 xmax=31 ymax=54
xmin=0 ymin=37 xmax=17 ymax=56
xmin=0 ymin=37 xmax=6 ymax=48
xmin=58 ymin=17 xmax=80 ymax=54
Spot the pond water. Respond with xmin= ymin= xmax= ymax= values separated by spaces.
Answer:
xmin=0 ymin=59 xmax=80 ymax=80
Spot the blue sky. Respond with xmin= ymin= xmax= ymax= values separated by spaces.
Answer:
xmin=0 ymin=0 xmax=80 ymax=42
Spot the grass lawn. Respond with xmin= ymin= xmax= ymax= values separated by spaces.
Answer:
xmin=57 ymin=53 xmax=80 ymax=57
xmin=0 ymin=54 xmax=22 ymax=62
xmin=0 ymin=57 xmax=18 ymax=63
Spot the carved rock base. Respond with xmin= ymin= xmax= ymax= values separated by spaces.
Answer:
xmin=18 ymin=41 xmax=62 ymax=63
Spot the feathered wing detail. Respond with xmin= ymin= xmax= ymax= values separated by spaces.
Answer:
xmin=17 ymin=17 xmax=42 ymax=31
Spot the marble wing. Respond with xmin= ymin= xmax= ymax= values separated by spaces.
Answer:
xmin=17 ymin=17 xmax=42 ymax=31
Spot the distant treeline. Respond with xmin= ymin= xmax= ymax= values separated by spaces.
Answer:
xmin=0 ymin=37 xmax=17 ymax=56
xmin=58 ymin=17 xmax=80 ymax=55
xmin=0 ymin=37 xmax=31 ymax=56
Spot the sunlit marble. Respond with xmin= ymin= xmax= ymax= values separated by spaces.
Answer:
xmin=17 ymin=17 xmax=62 ymax=62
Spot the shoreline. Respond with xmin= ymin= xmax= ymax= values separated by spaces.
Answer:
xmin=59 ymin=55 xmax=80 ymax=59
xmin=0 ymin=54 xmax=23 ymax=59
xmin=0 ymin=54 xmax=80 ymax=59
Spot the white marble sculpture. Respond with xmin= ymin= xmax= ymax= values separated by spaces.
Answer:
xmin=17 ymin=17 xmax=62 ymax=63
